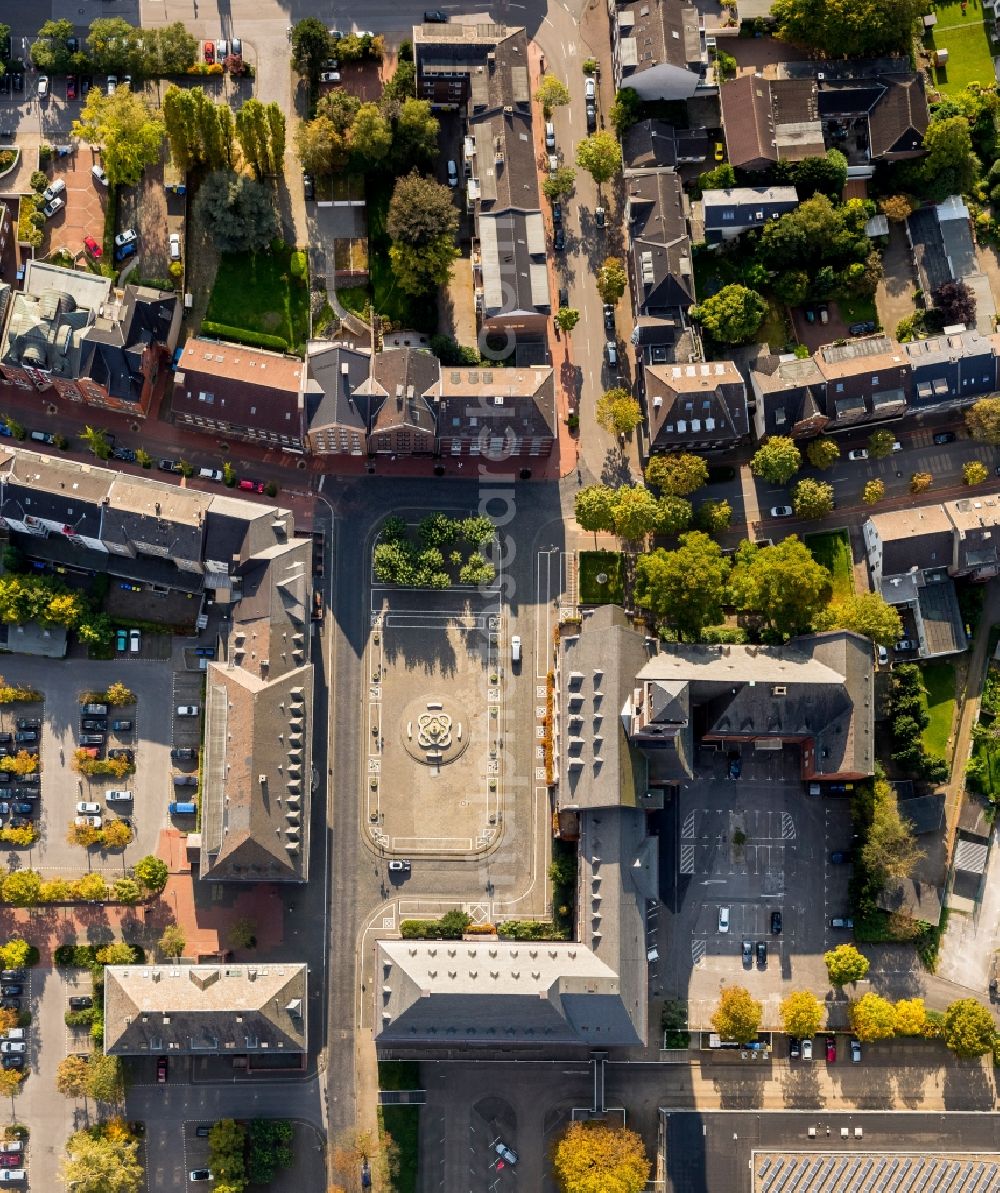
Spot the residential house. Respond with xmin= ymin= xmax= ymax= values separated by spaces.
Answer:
xmin=103 ymin=963 xmax=307 ymax=1057
xmin=357 ymin=347 xmax=438 ymax=456
xmin=434 ymin=363 xmax=557 ymax=461
xmin=171 ymin=338 xmax=307 ymax=453
xmin=750 ymin=353 xmax=830 ymax=440
xmin=101 ymin=477 xmax=210 ymax=578
xmin=200 ymin=525 xmax=313 ymax=883
xmin=625 ymin=171 xmax=697 ymax=363
xmin=644 ymin=360 xmax=749 ymax=453
xmin=701 ymin=186 xmax=799 ymax=245
xmin=303 ymin=341 xmax=372 ymax=458
xmin=626 ymin=630 xmax=876 ymax=783
xmin=863 ymin=503 xmax=970 ymax=658
xmin=814 ymin=335 xmax=910 ymax=428
xmin=414 ymin=23 xmax=550 ymax=340
xmin=719 ymin=76 xmax=823 ymax=172
xmin=623 ymin=119 xmax=709 ymax=172
xmin=906 ymin=196 xmax=996 ymax=334
xmin=905 ymin=329 xmax=999 ymax=412
xmin=0 ymin=262 xmax=177 ymax=417
xmin=610 ymin=0 xmax=709 ymax=101
xmin=0 ymin=451 xmax=111 ymax=555
xmin=817 ymin=74 xmax=928 ymax=171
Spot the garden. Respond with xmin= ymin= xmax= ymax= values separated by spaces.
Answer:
xmin=804 ymin=529 xmax=855 ymax=604
xmin=578 ymin=550 xmax=625 ymax=606
xmin=373 ymin=513 xmax=496 ymax=588
xmin=925 ymin=0 xmax=996 ymax=96
xmin=920 ymin=660 xmax=957 ymax=765
xmin=967 ymin=654 xmax=1000 ymax=806
xmin=204 ymin=241 xmax=310 ymax=355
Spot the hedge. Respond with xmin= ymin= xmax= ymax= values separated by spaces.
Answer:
xmin=200 ymin=322 xmax=288 ymax=352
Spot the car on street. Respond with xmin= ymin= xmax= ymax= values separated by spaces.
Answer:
xmin=238 ymin=478 xmax=265 ymax=493
xmin=0 ymin=1057 xmax=23 ymax=1071
xmin=115 ymin=242 xmax=136 ymax=262
xmin=43 ymin=176 xmax=66 ymax=202
xmin=586 ymin=101 xmax=596 ymax=131
xmin=172 ymin=748 xmax=196 ymax=761
xmin=553 ymin=227 xmax=565 ymax=251
xmin=847 ymin=448 xmax=868 ymax=461
xmin=829 ymin=850 xmax=853 ymax=864
xmin=0 ymin=1143 xmax=22 ymax=1155
xmin=585 ymin=77 xmax=596 ymax=100
xmin=756 ymin=940 xmax=767 ymax=969
xmin=495 ymin=1141 xmax=518 ymax=1166
xmin=75 ymin=814 xmax=102 ymax=828
xmin=177 ymin=705 xmax=200 ymax=717
xmin=320 ymin=70 xmax=341 ymax=82
xmin=12 ymin=75 xmax=24 ymax=95
xmin=195 ymin=1124 xmax=211 ymax=1137
xmin=79 ymin=734 xmax=104 ymax=746
xmin=511 ymin=635 xmax=521 ymax=664
xmin=66 ymin=75 xmax=77 ymax=100
xmin=112 ymin=720 xmax=133 ymax=731
xmin=81 ymin=719 xmax=106 ymax=731
xmin=829 ymin=916 xmax=854 ymax=929
xmin=849 ymin=320 xmax=877 ymax=336
xmin=106 ymin=75 xmax=118 ymax=94
xmin=303 ymin=173 xmax=314 ymax=201
xmin=13 ymin=732 xmax=37 ymax=745
xmin=770 ymin=505 xmax=793 ymax=518
xmin=173 ymin=775 xmax=197 ymax=787
xmin=15 ymin=720 xmax=39 ymax=732
xmin=850 ymin=1038 xmax=862 ymax=1063
xmin=169 ymin=233 xmax=181 ymax=261
xmin=158 ymin=459 xmax=179 ymax=472
xmin=933 ymin=431 xmax=956 ymax=445
xmin=605 ymin=340 xmax=617 ymax=366
xmin=788 ymin=1036 xmax=800 ymax=1059
xmin=714 ymin=141 xmax=724 ymax=161
xmin=106 ymin=791 xmax=133 ymax=804
xmin=130 ymin=629 xmax=141 ymax=653
xmin=114 ymin=229 xmax=138 ymax=249
xmin=231 ymin=38 xmax=242 ymax=56
xmin=718 ymin=906 xmax=730 ymax=933
xmin=204 ymin=42 xmax=215 ymax=64
xmin=594 ymin=205 xmax=605 ymax=227
xmin=603 ymin=304 xmax=615 ymax=331
xmin=0 ymin=987 xmax=21 ymax=999
xmin=0 ymin=1043 xmax=24 ymax=1055
xmin=91 ymin=163 xmax=108 ymax=187
xmin=190 ymin=1173 xmax=213 ymax=1183
xmin=388 ymin=859 xmax=411 ymax=873
xmin=825 ymin=1035 xmax=836 ymax=1062
xmin=551 ymin=202 xmax=562 ymax=225
xmin=38 ymin=76 xmax=49 ymax=99
xmin=727 ymin=751 xmax=741 ymax=779
xmin=156 ymin=1055 xmax=168 ymax=1082
xmin=893 ymin=639 xmax=914 ymax=652
xmin=741 ymin=939 xmax=753 ymax=969
xmin=424 ymin=9 xmax=449 ymax=21
xmin=68 ymin=996 xmax=93 ymax=1010
xmin=877 ymin=645 xmax=889 ymax=666
xmin=545 ymin=121 xmax=555 ymax=150
xmin=83 ymin=235 xmax=102 ymax=258
xmin=194 ymin=646 xmax=215 ymax=657
xmin=770 ymin=910 xmax=782 ymax=935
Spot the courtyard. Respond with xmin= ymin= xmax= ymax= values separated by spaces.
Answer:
xmin=365 ymin=599 xmax=503 ymax=855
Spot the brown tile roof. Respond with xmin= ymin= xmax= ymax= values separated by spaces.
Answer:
xmin=435 ymin=364 xmax=556 ymax=438
xmin=172 ymin=339 xmax=304 ymax=437
xmin=868 ymin=75 xmax=928 ymax=158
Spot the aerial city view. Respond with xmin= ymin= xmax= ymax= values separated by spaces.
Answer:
xmin=0 ymin=0 xmax=999 ymax=1189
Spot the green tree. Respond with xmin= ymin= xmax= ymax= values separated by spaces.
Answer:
xmin=575 ymin=131 xmax=622 ymax=186
xmin=771 ymin=0 xmax=923 ymax=57
xmin=192 ymin=170 xmax=278 ymax=254
xmin=596 ymin=258 xmax=628 ymax=306
xmin=235 ymin=98 xmax=283 ymax=178
xmin=390 ymin=98 xmax=440 ymax=170
xmin=691 ymin=284 xmax=766 ymax=344
xmin=645 ymin=453 xmax=709 ymax=497
xmin=349 ymin=102 xmax=393 ymax=167
xmin=228 ymin=918 xmax=257 ymax=949
xmin=849 ymin=992 xmax=898 ymax=1042
xmin=611 ymin=485 xmax=661 ymax=542
xmin=0 ymin=871 xmax=41 ymax=906
xmin=893 ymin=997 xmax=928 ymax=1037
xmin=134 ymin=855 xmax=168 ymax=893
xmin=574 ymin=485 xmax=616 ymax=534
xmin=61 ymin=1129 xmax=143 ymax=1193
xmin=634 ymin=533 xmax=731 ymax=639
xmin=81 ymin=426 xmax=111 ymax=460
xmin=920 ymin=117 xmax=979 ymax=201
xmin=95 ymin=942 xmax=137 ymax=966
xmin=964 ymin=460 xmax=989 ymax=486
xmin=30 ymin=19 xmax=75 ymax=73
xmin=656 ymin=495 xmax=694 ymax=536
xmin=863 ymin=475 xmax=886 ymax=504
xmin=153 ymin=23 xmax=200 ymax=74
xmin=942 ymin=998 xmax=996 ymax=1058
xmin=835 ymin=593 xmax=902 ymax=646
xmin=85 ymin=1055 xmax=124 ymax=1105
xmin=56 ymin=1054 xmax=89 ymax=1098
xmin=862 ymin=776 xmax=925 ymax=882
xmin=758 ymin=194 xmax=869 ymax=272
xmin=729 ymin=537 xmax=832 ymax=637
xmin=710 ymin=985 xmax=762 ymax=1044
xmin=824 ymin=942 xmax=870 ymax=986
xmin=158 ymin=924 xmax=186 ymax=959
xmin=0 ymin=939 xmax=31 ymax=972
xmin=910 ymin=471 xmax=933 ymax=494
xmin=290 ymin=17 xmax=332 ymax=80
xmin=552 ymin=1121 xmax=650 ymax=1193
xmin=609 ymin=87 xmax=641 ymax=135
xmin=786 ymin=149 xmax=849 ymax=200
xmin=208 ymin=1119 xmax=248 ymax=1192
xmin=805 ymin=438 xmax=840 ymax=470
xmin=535 ymin=75 xmax=571 ymax=115
xmin=696 ymin=499 xmax=732 ymax=533
xmin=751 ymin=436 xmax=802 ymax=484
xmin=867 ymin=430 xmax=896 ymax=458
xmin=595 ymin=388 xmax=643 ymax=436
xmin=112 ymin=877 xmax=142 ymax=904
xmin=387 ymin=171 xmax=460 ymax=295
xmin=792 ymin=477 xmax=834 ymax=519
xmin=71 ymin=88 xmax=165 ymax=187
xmin=966 ymin=396 xmax=1000 ymax=443
xmin=542 ymin=166 xmax=576 ymax=201
xmin=555 ymin=308 xmax=581 ymax=335
xmin=779 ymin=990 xmax=824 ymax=1039
xmin=86 ymin=17 xmax=139 ymax=73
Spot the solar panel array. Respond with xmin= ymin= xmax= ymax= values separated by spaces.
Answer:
xmin=755 ymin=1154 xmax=1000 ymax=1193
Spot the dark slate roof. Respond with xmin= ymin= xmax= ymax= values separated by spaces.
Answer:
xmin=305 ymin=343 xmax=372 ymax=433
xmin=436 ymin=364 xmax=557 ymax=441
xmin=817 ymin=82 xmax=885 ymax=115
xmin=896 ymin=793 xmax=945 ymax=835
xmin=701 ymin=186 xmax=799 ymax=230
xmin=76 ymin=287 xmax=177 ymax=403
xmin=869 ymin=75 xmax=928 ymax=157
xmin=645 ymin=360 xmax=748 ymax=450
xmin=907 ymin=206 xmax=952 ymax=294
xmin=870 ymin=503 xmax=955 ymax=575
xmin=0 ymin=480 xmax=104 ymax=539
xmin=364 ymin=348 xmax=439 ymax=436
xmin=751 ymin=353 xmax=828 ymax=436
xmin=628 ymin=172 xmax=695 ymax=313
xmin=623 ymin=120 xmax=709 ymax=170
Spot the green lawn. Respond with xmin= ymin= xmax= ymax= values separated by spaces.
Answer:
xmin=579 ymin=550 xmax=625 ymax=605
xmin=378 ymin=1060 xmax=420 ymax=1090
xmin=205 ymin=244 xmax=310 ymax=353
xmin=379 ymin=1106 xmax=418 ymax=1193
xmin=927 ymin=3 xmax=996 ymax=94
xmin=835 ymin=295 xmax=878 ymax=326
xmin=921 ymin=660 xmax=957 ymax=761
xmin=760 ymin=299 xmax=792 ymax=353
xmin=804 ymin=530 xmax=854 ymax=604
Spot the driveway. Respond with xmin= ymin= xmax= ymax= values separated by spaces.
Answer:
xmin=875 ymin=223 xmax=918 ymax=337
xmin=42 ymin=147 xmax=107 ymax=261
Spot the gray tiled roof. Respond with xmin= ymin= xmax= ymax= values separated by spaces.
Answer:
xmin=103 ymin=963 xmax=307 ymax=1055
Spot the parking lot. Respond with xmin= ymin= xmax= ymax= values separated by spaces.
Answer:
xmin=658 ymin=744 xmax=854 ymax=1030
xmin=0 ymin=645 xmax=203 ymax=874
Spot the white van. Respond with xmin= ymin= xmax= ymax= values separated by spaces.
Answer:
xmin=510 ymin=635 xmax=521 ymax=664
xmin=198 ymin=467 xmax=223 ymax=482
xmin=605 ymin=341 xmax=618 ymax=366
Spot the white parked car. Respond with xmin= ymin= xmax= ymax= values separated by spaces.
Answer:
xmin=169 ymin=232 xmax=181 ymax=261
xmin=0 ymin=1042 xmax=25 ymax=1055
xmin=770 ymin=505 xmax=793 ymax=518
xmin=177 ymin=705 xmax=200 ymax=717
xmin=585 ymin=77 xmax=596 ymax=100
xmin=105 ymin=791 xmax=133 ymax=804
xmin=801 ymin=1037 xmax=813 ymax=1060
xmin=76 ymin=801 xmax=101 ymax=815
xmin=510 ymin=635 xmax=521 ymax=664
xmin=718 ymin=906 xmax=730 ymax=933
xmin=43 ymin=179 xmax=66 ymax=204
xmin=75 ymin=815 xmax=102 ymax=829
xmin=114 ymin=228 xmax=138 ymax=249
xmin=847 ymin=448 xmax=868 ymax=461
xmin=91 ymin=164 xmax=108 ymax=186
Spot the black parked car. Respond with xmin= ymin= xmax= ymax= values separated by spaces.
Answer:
xmin=303 ymin=173 xmax=315 ymax=201
xmin=829 ymin=850 xmax=854 ymax=865
xmin=15 ymin=719 xmax=39 ymax=731
xmin=848 ymin=320 xmax=877 ymax=336
xmin=603 ymin=304 xmax=615 ymax=331
xmin=756 ymin=941 xmax=767 ymax=969
xmin=112 ymin=720 xmax=133 ymax=732
xmin=0 ymin=971 xmax=23 ymax=984
xmin=933 ymin=431 xmax=956 ymax=445
xmin=553 ymin=227 xmax=565 ymax=251
xmin=81 ymin=719 xmax=107 ymax=731
xmin=770 ymin=910 xmax=782 ymax=935
xmin=171 ymin=748 xmax=196 ymax=762
xmin=13 ymin=732 xmax=36 ymax=745
xmin=0 ymin=734 xmax=11 ymax=746
xmin=0 ymin=999 xmax=20 ymax=1011
xmin=68 ymin=996 xmax=93 ymax=1010
xmin=1 ymin=1055 xmax=23 ymax=1071
xmin=551 ymin=202 xmax=562 ymax=225
xmin=741 ymin=939 xmax=753 ymax=969
xmin=11 ymin=803 xmax=33 ymax=817
xmin=1 ymin=985 xmax=22 ymax=998
xmin=788 ymin=1036 xmax=800 ymax=1059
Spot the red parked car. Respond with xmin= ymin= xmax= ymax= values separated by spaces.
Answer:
xmin=83 ymin=235 xmax=102 ymax=259
xmin=204 ymin=41 xmax=215 ymax=64
xmin=825 ymin=1035 xmax=836 ymax=1063
xmin=156 ymin=1055 xmax=167 ymax=1083
xmin=238 ymin=478 xmax=265 ymax=493
xmin=66 ymin=75 xmax=77 ymax=100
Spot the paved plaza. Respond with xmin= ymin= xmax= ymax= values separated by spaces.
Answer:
xmin=365 ymin=603 xmax=504 ymax=854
